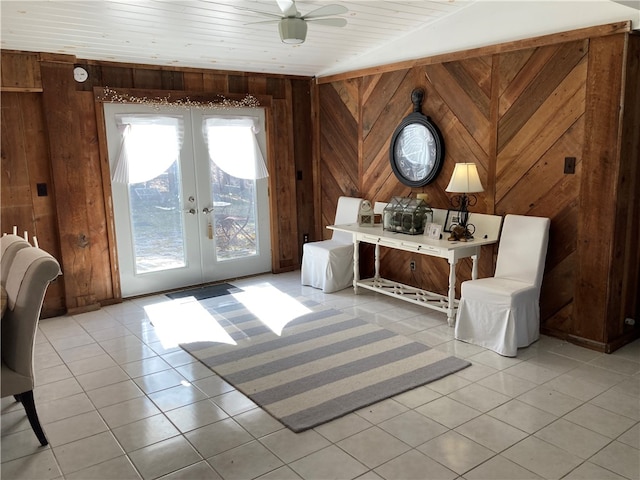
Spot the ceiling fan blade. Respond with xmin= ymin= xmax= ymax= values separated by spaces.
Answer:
xmin=233 ymin=5 xmax=283 ymax=18
xmin=246 ymin=19 xmax=281 ymax=25
xmin=302 ymin=4 xmax=348 ymax=19
xmin=276 ymin=0 xmax=298 ymax=17
xmin=305 ymin=17 xmax=347 ymax=27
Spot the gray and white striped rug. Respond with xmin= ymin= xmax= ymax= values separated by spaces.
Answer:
xmin=180 ymin=292 xmax=471 ymax=432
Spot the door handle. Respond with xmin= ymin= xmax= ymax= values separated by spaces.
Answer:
xmin=202 ymin=207 xmax=213 ymax=215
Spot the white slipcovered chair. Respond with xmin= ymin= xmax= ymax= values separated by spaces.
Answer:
xmin=454 ymin=214 xmax=551 ymax=357
xmin=1 ymin=246 xmax=62 ymax=446
xmin=301 ymin=196 xmax=363 ymax=293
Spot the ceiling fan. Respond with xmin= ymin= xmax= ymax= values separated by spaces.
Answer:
xmin=235 ymin=0 xmax=348 ymax=44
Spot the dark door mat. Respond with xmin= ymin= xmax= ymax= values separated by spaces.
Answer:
xmin=165 ymin=283 xmax=242 ymax=300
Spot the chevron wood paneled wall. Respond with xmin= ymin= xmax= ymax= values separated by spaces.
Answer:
xmin=496 ymin=40 xmax=587 ymax=334
xmin=317 ymin=30 xmax=639 ymax=350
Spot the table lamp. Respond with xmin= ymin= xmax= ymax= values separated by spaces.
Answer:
xmin=445 ymin=163 xmax=484 ymax=240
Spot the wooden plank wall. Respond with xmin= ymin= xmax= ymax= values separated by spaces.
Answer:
xmin=0 ymin=91 xmax=65 ymax=316
xmin=1 ymin=51 xmax=313 ymax=313
xmin=316 ymin=30 xmax=639 ymax=351
xmin=496 ymin=40 xmax=587 ymax=335
xmin=618 ymin=34 xmax=640 ymax=342
xmin=575 ymin=33 xmax=640 ymax=351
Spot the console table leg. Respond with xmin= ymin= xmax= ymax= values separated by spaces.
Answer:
xmin=471 ymin=252 xmax=479 ymax=280
xmin=374 ymin=244 xmax=380 ymax=281
xmin=353 ymin=239 xmax=360 ymax=294
xmin=447 ymin=259 xmax=457 ymax=326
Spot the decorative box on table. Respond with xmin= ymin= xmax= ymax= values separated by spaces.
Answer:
xmin=383 ymin=197 xmax=433 ymax=235
xmin=358 ymin=200 xmax=375 ymax=227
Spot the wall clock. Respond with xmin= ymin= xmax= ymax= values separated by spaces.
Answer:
xmin=389 ymin=88 xmax=445 ymax=187
xmin=73 ymin=66 xmax=88 ymax=83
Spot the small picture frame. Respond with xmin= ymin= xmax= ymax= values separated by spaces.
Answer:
xmin=444 ymin=210 xmax=461 ymax=232
xmin=425 ymin=223 xmax=442 ymax=240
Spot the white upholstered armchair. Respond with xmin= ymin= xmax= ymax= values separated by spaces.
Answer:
xmin=454 ymin=214 xmax=551 ymax=357
xmin=1 ymin=234 xmax=32 ymax=285
xmin=1 ymin=246 xmax=62 ymax=446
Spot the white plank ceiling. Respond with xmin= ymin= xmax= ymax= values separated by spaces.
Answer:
xmin=1 ymin=0 xmax=638 ymax=78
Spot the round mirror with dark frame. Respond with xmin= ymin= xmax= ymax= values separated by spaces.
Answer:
xmin=389 ymin=88 xmax=445 ymax=187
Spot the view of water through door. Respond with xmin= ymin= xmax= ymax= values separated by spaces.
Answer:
xmin=103 ymin=103 xmax=271 ymax=297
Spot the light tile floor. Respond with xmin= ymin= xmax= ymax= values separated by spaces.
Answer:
xmin=1 ymin=271 xmax=639 ymax=480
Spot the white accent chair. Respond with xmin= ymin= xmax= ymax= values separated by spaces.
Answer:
xmin=301 ymin=196 xmax=363 ymax=293
xmin=454 ymin=214 xmax=551 ymax=357
xmin=1 ymin=246 xmax=62 ymax=445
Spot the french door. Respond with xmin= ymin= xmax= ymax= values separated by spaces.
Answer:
xmin=103 ymin=103 xmax=271 ymax=298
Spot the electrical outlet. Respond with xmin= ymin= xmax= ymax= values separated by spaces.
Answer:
xmin=410 ymin=261 xmax=416 ymax=271
xmin=564 ymin=157 xmax=576 ymax=174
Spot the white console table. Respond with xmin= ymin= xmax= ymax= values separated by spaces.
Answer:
xmin=328 ymin=209 xmax=502 ymax=326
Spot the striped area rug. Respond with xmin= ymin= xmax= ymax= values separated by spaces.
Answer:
xmin=180 ymin=291 xmax=471 ymax=432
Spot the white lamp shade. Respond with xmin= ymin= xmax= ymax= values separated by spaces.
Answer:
xmin=445 ymin=163 xmax=484 ymax=193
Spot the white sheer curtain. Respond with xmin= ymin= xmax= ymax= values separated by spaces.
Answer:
xmin=112 ymin=115 xmax=184 ymax=184
xmin=203 ymin=116 xmax=268 ymax=180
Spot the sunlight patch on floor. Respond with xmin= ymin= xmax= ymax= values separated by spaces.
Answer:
xmin=144 ymin=297 xmax=236 ymax=348
xmin=232 ymin=282 xmax=312 ymax=336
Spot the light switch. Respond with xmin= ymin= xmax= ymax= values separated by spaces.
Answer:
xmin=564 ymin=157 xmax=576 ymax=174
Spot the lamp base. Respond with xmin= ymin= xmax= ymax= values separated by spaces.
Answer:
xmin=447 ymin=195 xmax=478 ymax=242
xmin=447 ymin=224 xmax=474 ymax=242
xmin=460 ymin=228 xmax=475 ymax=241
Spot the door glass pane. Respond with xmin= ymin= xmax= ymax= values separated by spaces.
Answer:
xmin=210 ymin=162 xmax=257 ymax=261
xmin=129 ymin=157 xmax=186 ymax=273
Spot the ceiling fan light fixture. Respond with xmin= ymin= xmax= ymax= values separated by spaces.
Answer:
xmin=278 ymin=17 xmax=307 ymax=44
